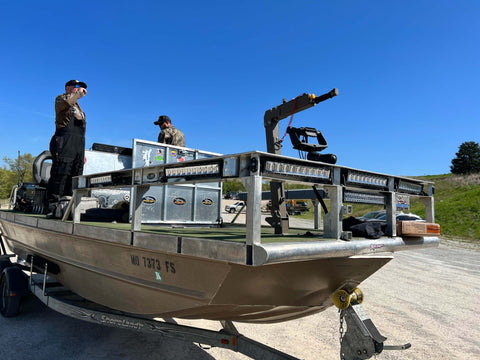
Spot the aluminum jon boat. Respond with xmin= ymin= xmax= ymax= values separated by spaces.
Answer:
xmin=0 ymin=148 xmax=439 ymax=322
xmin=0 ymin=89 xmax=440 ymax=359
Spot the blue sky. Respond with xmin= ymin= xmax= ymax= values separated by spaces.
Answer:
xmin=0 ymin=1 xmax=478 ymax=176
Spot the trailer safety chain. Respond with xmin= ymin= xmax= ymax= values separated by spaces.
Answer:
xmin=0 ymin=229 xmax=6 ymax=256
xmin=339 ymin=309 xmax=344 ymax=342
xmin=339 ymin=309 xmax=345 ymax=356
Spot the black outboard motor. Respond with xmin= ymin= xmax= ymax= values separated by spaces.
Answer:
xmin=32 ymin=150 xmax=52 ymax=186
xmin=9 ymin=150 xmax=52 ymax=214
xmin=13 ymin=182 xmax=46 ymax=214
xmin=8 ymin=150 xmax=53 ymax=214
xmin=287 ymin=126 xmax=337 ymax=164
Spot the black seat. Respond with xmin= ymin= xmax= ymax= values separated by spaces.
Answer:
xmin=287 ymin=126 xmax=337 ymax=164
xmin=287 ymin=126 xmax=328 ymax=152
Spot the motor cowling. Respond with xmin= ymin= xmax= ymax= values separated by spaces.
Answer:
xmin=32 ymin=150 xmax=52 ymax=186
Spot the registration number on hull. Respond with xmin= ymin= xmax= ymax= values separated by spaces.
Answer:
xmin=130 ymin=254 xmax=176 ymax=281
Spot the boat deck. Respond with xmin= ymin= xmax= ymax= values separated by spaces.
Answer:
xmin=0 ymin=208 xmax=323 ymax=242
xmin=86 ymin=221 xmax=323 ymax=243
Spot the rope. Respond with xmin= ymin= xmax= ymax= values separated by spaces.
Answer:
xmin=279 ymin=96 xmax=298 ymax=143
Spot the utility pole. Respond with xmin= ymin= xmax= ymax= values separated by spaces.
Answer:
xmin=17 ymin=150 xmax=21 ymax=186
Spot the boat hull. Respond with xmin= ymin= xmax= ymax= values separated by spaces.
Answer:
xmin=0 ymin=214 xmax=391 ymax=323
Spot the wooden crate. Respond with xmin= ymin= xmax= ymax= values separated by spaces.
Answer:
xmin=397 ymin=221 xmax=440 ymax=236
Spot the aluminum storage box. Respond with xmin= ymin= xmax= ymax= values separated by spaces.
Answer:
xmin=132 ymin=139 xmax=222 ymax=225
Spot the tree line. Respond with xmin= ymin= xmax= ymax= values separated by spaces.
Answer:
xmin=0 ymin=154 xmax=34 ymax=199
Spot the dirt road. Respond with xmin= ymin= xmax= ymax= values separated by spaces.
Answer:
xmin=1 ymin=234 xmax=479 ymax=359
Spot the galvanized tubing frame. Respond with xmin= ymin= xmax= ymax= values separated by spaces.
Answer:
xmin=72 ymin=151 xmax=436 ymax=264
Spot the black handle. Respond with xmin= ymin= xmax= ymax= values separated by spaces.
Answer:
xmin=314 ymin=88 xmax=338 ymax=104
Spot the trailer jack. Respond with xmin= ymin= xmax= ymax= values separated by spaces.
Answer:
xmin=334 ymin=289 xmax=411 ymax=360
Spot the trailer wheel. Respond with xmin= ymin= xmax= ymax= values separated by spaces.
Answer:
xmin=0 ymin=260 xmax=11 ymax=273
xmin=0 ymin=268 xmax=21 ymax=317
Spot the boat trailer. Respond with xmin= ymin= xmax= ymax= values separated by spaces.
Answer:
xmin=1 ymin=248 xmax=410 ymax=360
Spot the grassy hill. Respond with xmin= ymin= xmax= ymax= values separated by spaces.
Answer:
xmin=409 ymin=173 xmax=480 ymax=241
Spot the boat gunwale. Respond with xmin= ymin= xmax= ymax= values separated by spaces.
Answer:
xmin=1 ymin=210 xmax=439 ymax=266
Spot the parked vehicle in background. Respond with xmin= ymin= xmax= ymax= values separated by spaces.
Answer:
xmin=224 ymin=191 xmax=239 ymax=200
xmin=287 ymin=200 xmax=310 ymax=215
xmin=265 ymin=200 xmax=310 ymax=216
xmin=358 ymin=210 xmax=424 ymax=222
xmin=357 ymin=210 xmax=385 ymax=221
xmin=224 ymin=201 xmax=245 ymax=213
xmin=376 ymin=212 xmax=424 ymax=222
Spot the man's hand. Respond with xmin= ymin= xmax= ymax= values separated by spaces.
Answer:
xmin=75 ymin=87 xmax=87 ymax=96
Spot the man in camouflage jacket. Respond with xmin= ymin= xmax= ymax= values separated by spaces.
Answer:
xmin=154 ymin=115 xmax=185 ymax=147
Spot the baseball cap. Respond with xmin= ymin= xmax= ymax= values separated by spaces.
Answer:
xmin=154 ymin=115 xmax=171 ymax=125
xmin=65 ymin=79 xmax=87 ymax=89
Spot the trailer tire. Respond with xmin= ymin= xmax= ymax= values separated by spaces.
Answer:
xmin=0 ymin=268 xmax=23 ymax=317
xmin=0 ymin=260 xmax=11 ymax=273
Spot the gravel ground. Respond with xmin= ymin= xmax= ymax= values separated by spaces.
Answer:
xmin=1 ymin=212 xmax=479 ymax=359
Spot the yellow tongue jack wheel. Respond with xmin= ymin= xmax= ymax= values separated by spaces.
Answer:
xmin=332 ymin=289 xmax=350 ymax=309
xmin=332 ymin=288 xmax=364 ymax=309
